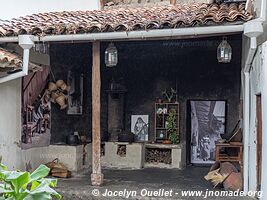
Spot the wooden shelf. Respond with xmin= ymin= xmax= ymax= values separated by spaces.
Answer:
xmin=156 ymin=128 xmax=178 ymax=129
xmin=156 ymin=113 xmax=179 ymax=115
xmin=154 ymin=102 xmax=179 ymax=143
xmin=155 ymin=102 xmax=179 ymax=104
xmin=146 ymin=143 xmax=181 ymax=149
xmin=216 ymin=143 xmax=243 ymax=174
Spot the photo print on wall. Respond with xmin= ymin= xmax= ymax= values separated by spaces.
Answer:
xmin=190 ymin=100 xmax=226 ymax=164
xmin=131 ymin=115 xmax=149 ymax=142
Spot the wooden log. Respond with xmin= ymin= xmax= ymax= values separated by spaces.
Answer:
xmin=91 ymin=41 xmax=103 ymax=186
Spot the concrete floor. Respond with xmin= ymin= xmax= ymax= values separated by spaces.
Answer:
xmin=57 ymin=166 xmax=253 ymax=200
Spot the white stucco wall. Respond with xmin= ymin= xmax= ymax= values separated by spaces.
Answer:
xmin=247 ymin=47 xmax=263 ymax=191
xmin=0 ymin=79 xmax=23 ymax=170
xmin=0 ymin=0 xmax=99 ymax=20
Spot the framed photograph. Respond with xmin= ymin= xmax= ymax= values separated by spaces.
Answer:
xmin=67 ymin=70 xmax=83 ymax=115
xmin=131 ymin=115 xmax=149 ymax=142
xmin=190 ymin=100 xmax=226 ymax=164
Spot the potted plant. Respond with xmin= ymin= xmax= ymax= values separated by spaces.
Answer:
xmin=166 ymin=110 xmax=179 ymax=144
xmin=162 ymin=88 xmax=177 ymax=103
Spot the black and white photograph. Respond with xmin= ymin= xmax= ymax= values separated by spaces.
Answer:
xmin=67 ymin=70 xmax=84 ymax=115
xmin=190 ymin=100 xmax=226 ymax=164
xmin=131 ymin=115 xmax=149 ymax=142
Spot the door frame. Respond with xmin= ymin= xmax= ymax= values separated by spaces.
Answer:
xmin=256 ymin=95 xmax=262 ymax=190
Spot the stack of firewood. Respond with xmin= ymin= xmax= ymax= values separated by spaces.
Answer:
xmin=117 ymin=145 xmax=126 ymax=157
xmin=145 ymin=148 xmax=172 ymax=164
xmin=46 ymin=159 xmax=71 ymax=178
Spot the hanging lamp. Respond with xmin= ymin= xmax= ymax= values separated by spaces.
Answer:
xmin=105 ymin=42 xmax=118 ymax=67
xmin=217 ymin=37 xmax=232 ymax=63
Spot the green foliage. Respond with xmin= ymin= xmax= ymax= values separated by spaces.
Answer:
xmin=162 ymin=88 xmax=177 ymax=102
xmin=166 ymin=111 xmax=179 ymax=144
xmin=0 ymin=164 xmax=61 ymax=200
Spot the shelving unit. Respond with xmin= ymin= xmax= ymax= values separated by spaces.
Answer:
xmin=154 ymin=103 xmax=179 ymax=142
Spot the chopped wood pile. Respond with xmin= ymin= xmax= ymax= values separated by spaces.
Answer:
xmin=117 ymin=145 xmax=126 ymax=157
xmin=204 ymin=161 xmax=242 ymax=191
xmin=145 ymin=148 xmax=172 ymax=164
xmin=45 ymin=158 xmax=71 ymax=178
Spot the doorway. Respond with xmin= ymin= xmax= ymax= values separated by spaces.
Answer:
xmin=256 ymin=95 xmax=262 ymax=190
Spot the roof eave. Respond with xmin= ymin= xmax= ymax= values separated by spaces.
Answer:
xmin=0 ymin=24 xmax=244 ymax=43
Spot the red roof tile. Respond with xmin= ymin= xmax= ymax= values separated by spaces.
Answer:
xmin=0 ymin=3 xmax=252 ymax=37
xmin=0 ymin=48 xmax=42 ymax=75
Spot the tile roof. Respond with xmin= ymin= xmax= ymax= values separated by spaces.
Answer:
xmin=0 ymin=3 xmax=252 ymax=37
xmin=0 ymin=48 xmax=42 ymax=76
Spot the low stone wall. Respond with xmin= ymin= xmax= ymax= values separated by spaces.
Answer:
xmin=101 ymin=142 xmax=145 ymax=169
xmin=21 ymin=144 xmax=92 ymax=172
xmin=20 ymin=142 xmax=185 ymax=172
xmin=101 ymin=142 xmax=185 ymax=169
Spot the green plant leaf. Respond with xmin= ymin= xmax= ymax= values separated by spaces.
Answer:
xmin=24 ymin=192 xmax=52 ymax=200
xmin=30 ymin=181 xmax=40 ymax=191
xmin=30 ymin=178 xmax=57 ymax=191
xmin=43 ymin=179 xmax=57 ymax=187
xmin=0 ymin=187 xmax=13 ymax=194
xmin=30 ymin=165 xmax=50 ymax=181
xmin=3 ymin=171 xmax=30 ymax=192
xmin=0 ymin=164 xmax=61 ymax=200
xmin=28 ymin=181 xmax=61 ymax=199
xmin=0 ymin=164 xmax=7 ymax=171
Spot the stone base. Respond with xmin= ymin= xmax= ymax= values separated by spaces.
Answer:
xmin=101 ymin=142 xmax=144 ymax=169
xmin=91 ymin=173 xmax=104 ymax=186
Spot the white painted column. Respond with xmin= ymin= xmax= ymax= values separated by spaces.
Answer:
xmin=243 ymin=71 xmax=250 ymax=194
xmin=260 ymin=42 xmax=267 ymax=200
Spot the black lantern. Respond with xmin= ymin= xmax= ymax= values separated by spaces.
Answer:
xmin=105 ymin=42 xmax=118 ymax=67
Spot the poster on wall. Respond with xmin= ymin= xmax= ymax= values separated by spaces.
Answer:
xmin=190 ymin=100 xmax=226 ymax=164
xmin=67 ymin=70 xmax=83 ymax=115
xmin=131 ymin=115 xmax=149 ymax=142
xmin=21 ymin=66 xmax=51 ymax=150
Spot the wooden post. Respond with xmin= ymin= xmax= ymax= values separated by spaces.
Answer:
xmin=170 ymin=0 xmax=176 ymax=5
xmin=100 ymin=0 xmax=105 ymax=9
xmin=91 ymin=41 xmax=103 ymax=186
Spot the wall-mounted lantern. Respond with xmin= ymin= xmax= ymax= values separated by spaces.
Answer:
xmin=105 ymin=42 xmax=118 ymax=67
xmin=217 ymin=37 xmax=232 ymax=63
xmin=34 ymin=42 xmax=49 ymax=54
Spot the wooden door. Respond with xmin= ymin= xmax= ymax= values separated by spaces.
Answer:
xmin=256 ymin=95 xmax=262 ymax=190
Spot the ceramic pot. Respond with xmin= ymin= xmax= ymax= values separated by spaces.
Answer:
xmin=66 ymin=135 xmax=79 ymax=145
xmin=56 ymin=80 xmax=64 ymax=87
xmin=51 ymin=91 xmax=60 ymax=103
xmin=56 ymin=80 xmax=70 ymax=92
xmin=48 ymin=82 xmax=57 ymax=92
xmin=56 ymin=95 xmax=67 ymax=110
xmin=61 ymin=83 xmax=70 ymax=92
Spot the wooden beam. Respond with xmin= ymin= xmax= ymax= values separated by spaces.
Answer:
xmin=91 ymin=41 xmax=103 ymax=186
xmin=170 ymin=0 xmax=176 ymax=5
xmin=100 ymin=0 xmax=105 ymax=10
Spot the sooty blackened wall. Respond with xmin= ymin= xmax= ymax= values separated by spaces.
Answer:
xmin=49 ymin=44 xmax=92 ymax=144
xmin=107 ymin=35 xmax=242 ymax=142
xmin=49 ymin=35 xmax=241 ymax=145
